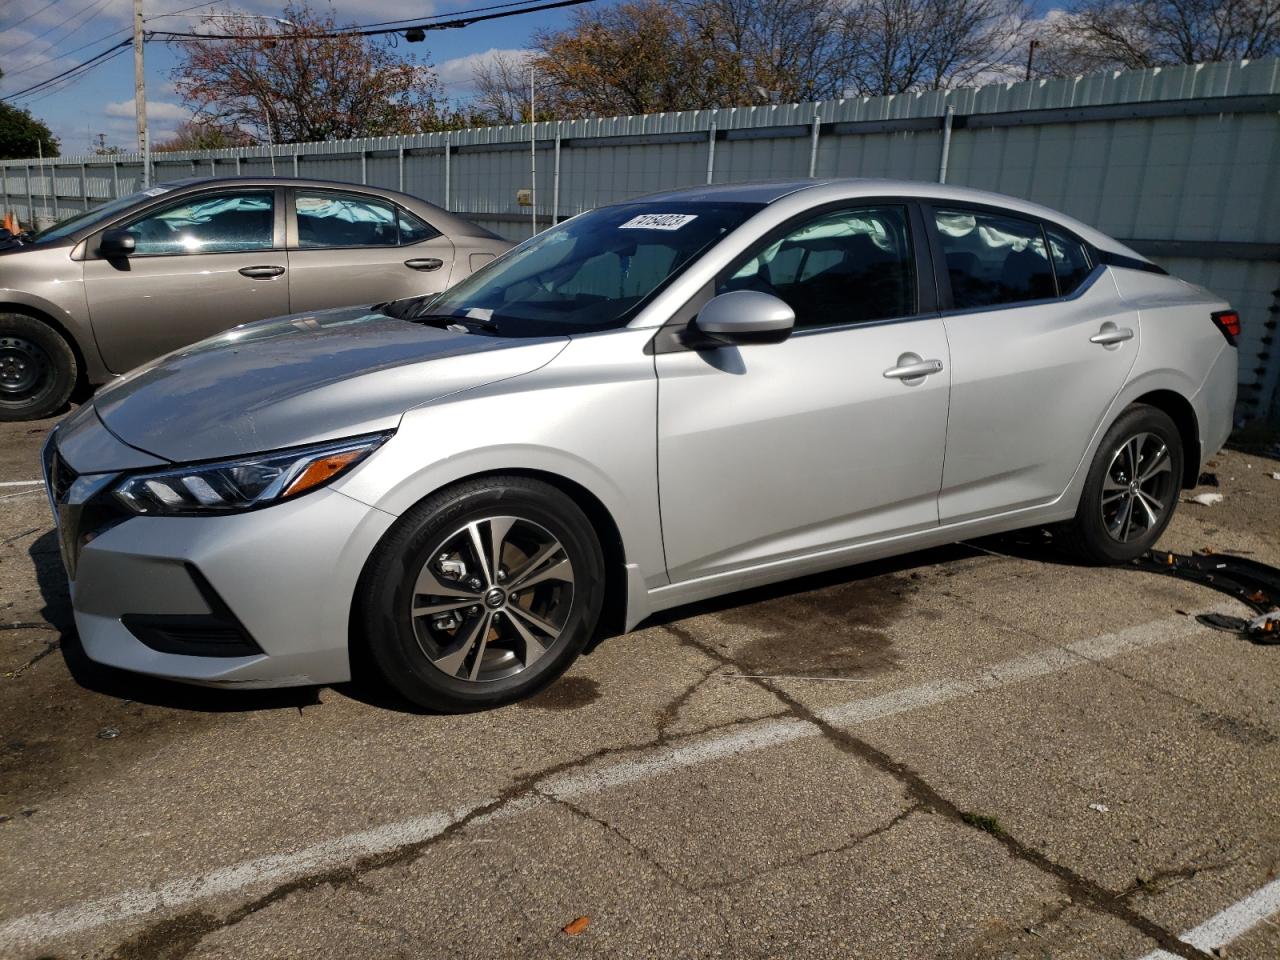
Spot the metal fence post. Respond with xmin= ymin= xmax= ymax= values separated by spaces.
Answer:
xmin=292 ymin=152 xmax=299 ymax=177
xmin=25 ymin=163 xmax=33 ymax=228
xmin=706 ymin=122 xmax=716 ymax=184
xmin=360 ymin=151 xmax=367 ymax=184
xmin=235 ymin=156 xmax=241 ymax=176
xmin=552 ymin=126 xmax=561 ymax=226
xmin=443 ymin=138 xmax=451 ymax=211
xmin=210 ymin=158 xmax=216 ymax=177
xmin=938 ymin=106 xmax=955 ymax=184
xmin=81 ymin=162 xmax=88 ymax=204
xmin=808 ymin=110 xmax=821 ymax=178
xmin=113 ymin=160 xmax=120 ymax=197
xmin=398 ymin=146 xmax=405 ymax=192
xmin=2 ymin=167 xmax=8 ymax=221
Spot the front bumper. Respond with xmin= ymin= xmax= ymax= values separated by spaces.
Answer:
xmin=72 ymin=487 xmax=395 ymax=687
xmin=47 ymin=413 xmax=397 ymax=687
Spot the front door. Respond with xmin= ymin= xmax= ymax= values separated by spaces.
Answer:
xmin=656 ymin=202 xmax=950 ymax=584
xmin=83 ymin=188 xmax=288 ymax=373
xmin=285 ymin=189 xmax=457 ymax=313
xmin=926 ymin=205 xmax=1141 ymax=522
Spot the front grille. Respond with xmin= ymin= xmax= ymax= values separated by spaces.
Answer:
xmin=42 ymin=435 xmax=128 ymax=582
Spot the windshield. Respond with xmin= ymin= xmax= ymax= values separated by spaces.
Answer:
xmin=396 ymin=201 xmax=761 ymax=336
xmin=28 ymin=185 xmax=172 ymax=245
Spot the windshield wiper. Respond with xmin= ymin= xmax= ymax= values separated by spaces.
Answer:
xmin=406 ymin=313 xmax=501 ymax=335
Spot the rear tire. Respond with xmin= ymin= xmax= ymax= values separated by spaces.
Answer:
xmin=358 ymin=476 xmax=604 ymax=712
xmin=0 ymin=313 xmax=77 ymax=422
xmin=1059 ymin=404 xmax=1183 ymax=564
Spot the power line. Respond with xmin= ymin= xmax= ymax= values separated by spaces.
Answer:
xmin=15 ymin=44 xmax=132 ymax=106
xmin=5 ymin=0 xmax=63 ymax=33
xmin=151 ymin=0 xmax=599 ymax=41
xmin=2 ymin=27 xmax=131 ymax=81
xmin=5 ymin=0 xmax=115 ymax=58
xmin=1 ymin=37 xmax=132 ymax=102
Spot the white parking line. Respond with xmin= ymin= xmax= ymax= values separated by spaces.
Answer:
xmin=1137 ymin=877 xmax=1280 ymax=959
xmin=0 ymin=610 xmax=1234 ymax=950
xmin=0 ymin=480 xmax=42 ymax=487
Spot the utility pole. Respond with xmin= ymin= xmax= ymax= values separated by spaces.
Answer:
xmin=133 ymin=0 xmax=150 ymax=187
xmin=529 ymin=67 xmax=536 ymax=237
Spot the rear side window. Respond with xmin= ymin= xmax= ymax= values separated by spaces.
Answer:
xmin=296 ymin=192 xmax=398 ymax=248
xmin=398 ymin=208 xmax=441 ymax=244
xmin=122 ymin=191 xmax=274 ymax=256
xmin=934 ymin=208 xmax=1054 ymax=309
xmin=1045 ymin=225 xmax=1092 ymax=296
xmin=720 ymin=205 xmax=916 ymax=328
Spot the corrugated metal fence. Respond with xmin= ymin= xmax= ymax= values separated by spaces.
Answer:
xmin=3 ymin=58 xmax=1278 ymax=421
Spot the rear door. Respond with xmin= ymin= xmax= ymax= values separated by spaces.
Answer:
xmin=285 ymin=188 xmax=457 ymax=312
xmin=926 ymin=203 xmax=1140 ymax=522
xmin=82 ymin=187 xmax=289 ymax=373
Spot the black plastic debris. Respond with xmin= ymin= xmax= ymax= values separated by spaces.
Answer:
xmin=1197 ymin=472 xmax=1220 ymax=487
xmin=1133 ymin=550 xmax=1280 ymax=645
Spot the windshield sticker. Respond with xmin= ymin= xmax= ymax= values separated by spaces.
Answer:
xmin=619 ymin=213 xmax=697 ymax=231
xmin=142 ymin=186 xmax=171 ymax=197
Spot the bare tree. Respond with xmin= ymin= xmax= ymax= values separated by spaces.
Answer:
xmin=684 ymin=0 xmax=851 ymax=102
xmin=840 ymin=0 xmax=1034 ymax=96
xmin=1037 ymin=0 xmax=1280 ymax=74
xmin=473 ymin=52 xmax=538 ymax=123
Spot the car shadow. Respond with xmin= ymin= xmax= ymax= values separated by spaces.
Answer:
xmin=33 ymin=525 xmax=1075 ymax=717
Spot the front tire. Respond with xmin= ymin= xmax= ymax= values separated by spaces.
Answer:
xmin=358 ymin=476 xmax=604 ymax=712
xmin=0 ymin=313 xmax=77 ymax=422
xmin=1060 ymin=404 xmax=1183 ymax=563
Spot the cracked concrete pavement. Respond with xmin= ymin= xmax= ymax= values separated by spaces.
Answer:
xmin=1 ymin=409 xmax=1278 ymax=959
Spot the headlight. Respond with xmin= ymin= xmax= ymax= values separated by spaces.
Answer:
xmin=112 ymin=433 xmax=390 ymax=516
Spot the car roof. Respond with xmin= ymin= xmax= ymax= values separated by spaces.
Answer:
xmin=634 ymin=177 xmax=1142 ymax=260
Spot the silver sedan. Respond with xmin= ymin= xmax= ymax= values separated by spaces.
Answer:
xmin=43 ymin=178 xmax=1238 ymax=711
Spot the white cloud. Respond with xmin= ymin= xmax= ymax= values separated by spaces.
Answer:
xmin=104 ymin=98 xmax=191 ymax=122
xmin=434 ymin=47 xmax=533 ymax=93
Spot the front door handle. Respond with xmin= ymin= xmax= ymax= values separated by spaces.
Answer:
xmin=404 ymin=258 xmax=444 ymax=272
xmin=883 ymin=355 xmax=944 ymax=383
xmin=1090 ymin=324 xmax=1134 ymax=346
xmin=238 ymin=265 xmax=285 ymax=279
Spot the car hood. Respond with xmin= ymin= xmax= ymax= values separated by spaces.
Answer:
xmin=92 ymin=305 xmax=569 ymax=463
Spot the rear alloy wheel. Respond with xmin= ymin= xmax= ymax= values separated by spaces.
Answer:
xmin=1060 ymin=404 xmax=1183 ymax=563
xmin=0 ymin=313 xmax=77 ymax=422
xmin=360 ymin=477 xmax=604 ymax=711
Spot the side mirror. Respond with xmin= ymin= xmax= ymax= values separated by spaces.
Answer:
xmin=99 ymin=228 xmax=136 ymax=258
xmin=693 ymin=290 xmax=795 ymax=346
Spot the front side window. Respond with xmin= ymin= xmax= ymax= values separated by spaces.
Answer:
xmin=401 ymin=202 xmax=760 ymax=337
xmin=122 ymin=191 xmax=274 ymax=256
xmin=296 ymin=192 xmax=400 ymax=248
xmin=719 ymin=205 xmax=916 ymax=328
xmin=1045 ymin=225 xmax=1093 ymax=296
xmin=934 ymin=208 xmax=1054 ymax=309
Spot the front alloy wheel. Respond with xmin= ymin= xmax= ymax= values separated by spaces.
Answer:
xmin=411 ymin=516 xmax=575 ymax=682
xmin=360 ymin=476 xmax=604 ymax=712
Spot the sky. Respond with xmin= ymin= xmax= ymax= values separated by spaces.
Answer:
xmin=0 ymin=0 xmax=1062 ymax=157
xmin=0 ymin=0 xmax=566 ymax=155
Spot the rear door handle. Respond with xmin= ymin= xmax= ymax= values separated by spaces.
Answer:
xmin=1090 ymin=325 xmax=1134 ymax=346
xmin=883 ymin=357 xmax=944 ymax=381
xmin=404 ymin=258 xmax=444 ymax=272
xmin=238 ymin=265 xmax=285 ymax=279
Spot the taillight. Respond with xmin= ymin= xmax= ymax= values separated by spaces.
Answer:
xmin=1211 ymin=309 xmax=1240 ymax=345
